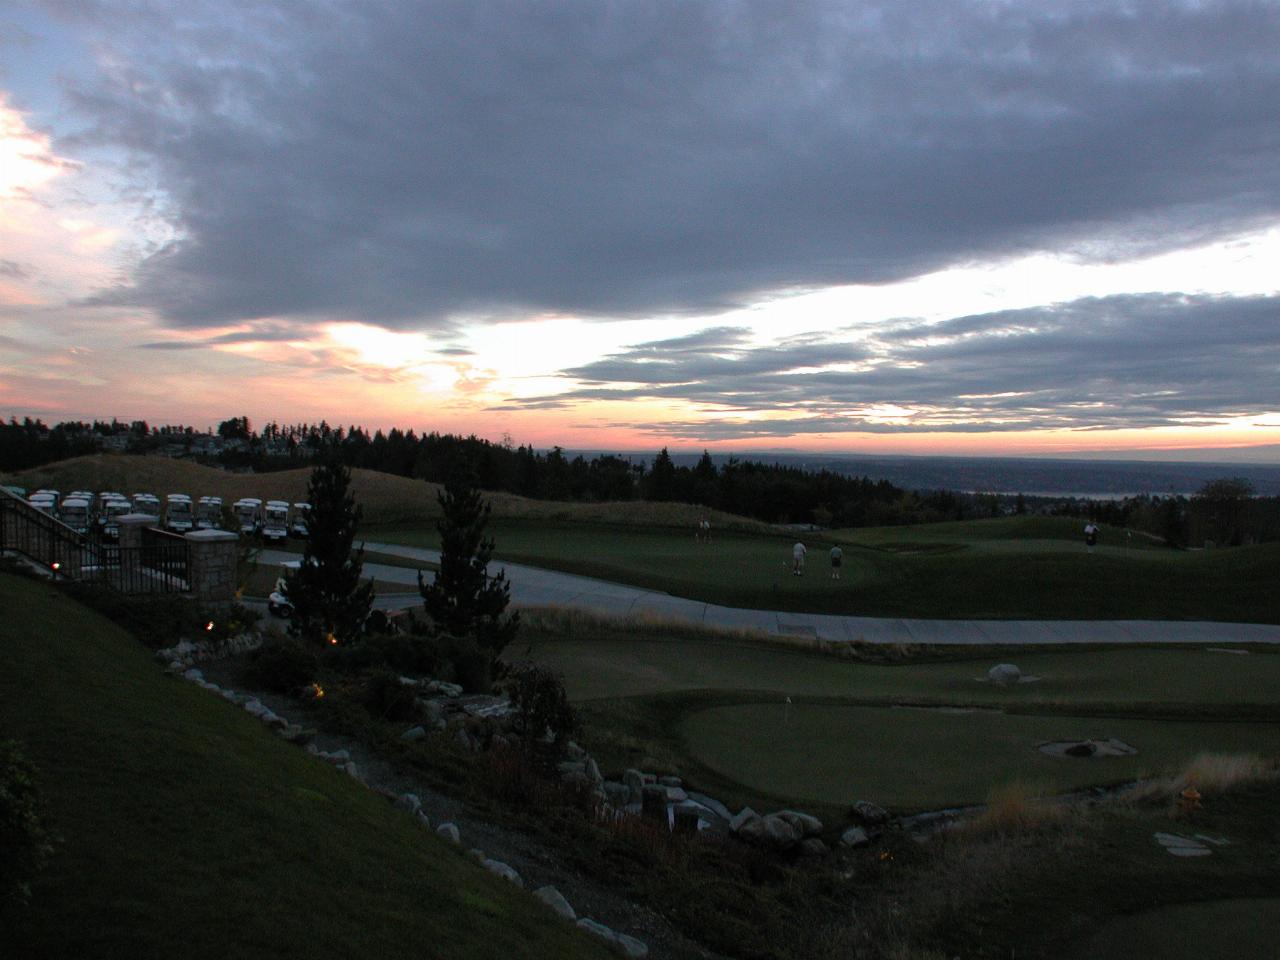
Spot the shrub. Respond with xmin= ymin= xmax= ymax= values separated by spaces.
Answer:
xmin=242 ymin=639 xmax=319 ymax=693
xmin=0 ymin=739 xmax=58 ymax=910
xmin=504 ymin=662 xmax=577 ymax=754
xmin=361 ymin=669 xmax=419 ymax=722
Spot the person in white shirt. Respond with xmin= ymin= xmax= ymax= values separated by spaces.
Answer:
xmin=830 ymin=545 xmax=843 ymax=579
xmin=792 ymin=541 xmax=807 ymax=576
xmin=1084 ymin=521 xmax=1099 ymax=553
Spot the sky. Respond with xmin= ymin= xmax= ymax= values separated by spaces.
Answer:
xmin=2 ymin=0 xmax=1278 ymax=460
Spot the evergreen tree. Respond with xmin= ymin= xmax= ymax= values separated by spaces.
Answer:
xmin=418 ymin=473 xmax=518 ymax=657
xmin=283 ymin=458 xmax=374 ymax=644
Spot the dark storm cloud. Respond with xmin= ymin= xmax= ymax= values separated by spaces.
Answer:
xmin=42 ymin=0 xmax=1280 ymax=329
xmin=501 ymin=293 xmax=1280 ymax=434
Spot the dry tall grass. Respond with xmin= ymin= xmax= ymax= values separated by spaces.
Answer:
xmin=4 ymin=454 xmax=775 ymax=530
xmin=1117 ymin=752 xmax=1279 ymax=805
xmin=957 ymin=782 xmax=1068 ymax=839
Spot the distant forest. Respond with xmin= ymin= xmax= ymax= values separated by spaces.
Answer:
xmin=3 ymin=415 xmax=1277 ymax=543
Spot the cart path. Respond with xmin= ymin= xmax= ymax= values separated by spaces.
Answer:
xmin=255 ymin=544 xmax=1280 ymax=647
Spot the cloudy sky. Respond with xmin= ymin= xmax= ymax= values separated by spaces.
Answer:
xmin=2 ymin=0 xmax=1278 ymax=458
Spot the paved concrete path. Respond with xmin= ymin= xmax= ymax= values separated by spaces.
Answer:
xmin=256 ymin=543 xmax=1280 ymax=646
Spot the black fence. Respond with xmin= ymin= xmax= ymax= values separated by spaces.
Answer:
xmin=1 ymin=491 xmax=190 ymax=595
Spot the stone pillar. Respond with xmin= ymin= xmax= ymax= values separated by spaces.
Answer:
xmin=184 ymin=529 xmax=239 ymax=602
xmin=116 ymin=514 xmax=153 ymax=588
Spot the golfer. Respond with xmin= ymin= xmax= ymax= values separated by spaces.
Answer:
xmin=830 ymin=544 xmax=843 ymax=579
xmin=1084 ymin=521 xmax=1099 ymax=553
xmin=792 ymin=541 xmax=807 ymax=576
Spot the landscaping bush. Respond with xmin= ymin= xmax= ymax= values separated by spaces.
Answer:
xmin=242 ymin=639 xmax=319 ymax=693
xmin=504 ymin=662 xmax=577 ymax=753
xmin=0 ymin=738 xmax=57 ymax=911
xmin=57 ymin=584 xmax=260 ymax=650
xmin=361 ymin=669 xmax=419 ymax=722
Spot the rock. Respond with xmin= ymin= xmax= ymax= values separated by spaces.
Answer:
xmin=664 ymin=786 xmax=688 ymax=803
xmin=326 ymin=749 xmax=351 ymax=763
xmin=243 ymin=699 xmax=267 ymax=717
xmin=853 ymin=800 xmax=889 ymax=825
xmin=640 ymin=784 xmax=668 ymax=823
xmin=468 ymin=848 xmax=485 ymax=863
xmin=761 ymin=815 xmax=798 ymax=850
xmin=987 ymin=663 xmax=1022 ymax=684
xmin=482 ymin=859 xmax=523 ymax=887
xmin=436 ymin=822 xmax=460 ymax=844
xmin=397 ymin=675 xmax=420 ymax=686
xmin=585 ymin=757 xmax=603 ymax=783
xmin=221 ymin=689 xmax=239 ymax=703
xmin=672 ymin=804 xmax=701 ymax=835
xmin=602 ymin=782 xmax=632 ymax=807
xmin=623 ymin=769 xmax=645 ymax=804
xmin=400 ymin=725 xmax=427 ymax=742
xmin=775 ymin=809 xmax=823 ymax=836
xmin=737 ymin=815 xmax=766 ymax=842
xmin=455 ymin=727 xmax=475 ymax=752
xmin=342 ymin=762 xmax=360 ymax=780
xmin=533 ymin=885 xmax=577 ymax=921
xmin=658 ymin=775 xmax=683 ymax=788
xmin=576 ymin=918 xmax=618 ymax=945
xmin=687 ymin=792 xmax=732 ymax=822
xmin=616 ymin=933 xmax=650 ymax=958
xmin=558 ymin=760 xmax=587 ymax=778
xmin=730 ymin=807 xmax=760 ymax=834
xmin=183 ymin=667 xmax=205 ymax=682
xmin=840 ymin=826 xmax=870 ymax=848
xmin=799 ymin=837 xmax=828 ymax=857
xmin=416 ymin=810 xmax=431 ymax=828
xmin=396 ymin=793 xmax=422 ymax=815
xmin=566 ymin=741 xmax=587 ymax=760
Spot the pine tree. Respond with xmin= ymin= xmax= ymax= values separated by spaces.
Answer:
xmin=282 ymin=457 xmax=374 ymax=644
xmin=418 ymin=474 xmax=518 ymax=655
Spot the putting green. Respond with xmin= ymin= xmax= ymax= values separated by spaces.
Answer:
xmin=679 ymin=702 xmax=1280 ymax=808
xmin=1056 ymin=898 xmax=1280 ymax=960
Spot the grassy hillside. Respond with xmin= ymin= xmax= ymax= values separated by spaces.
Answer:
xmin=3 ymin=453 xmax=772 ymax=530
xmin=0 ymin=572 xmax=610 ymax=960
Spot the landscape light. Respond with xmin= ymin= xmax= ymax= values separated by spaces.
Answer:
xmin=50 ymin=561 xmax=61 ymax=571
xmin=327 ymin=633 xmax=338 ymax=645
xmin=206 ymin=621 xmax=215 ymax=632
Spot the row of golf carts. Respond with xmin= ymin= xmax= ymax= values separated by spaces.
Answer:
xmin=4 ymin=486 xmax=309 ymax=543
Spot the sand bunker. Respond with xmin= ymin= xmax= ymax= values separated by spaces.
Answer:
xmin=1038 ymin=737 xmax=1138 ymax=758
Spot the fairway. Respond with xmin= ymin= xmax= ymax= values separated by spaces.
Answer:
xmin=368 ymin=515 xmax=1280 ymax=622
xmin=680 ymin=702 xmax=1280 ymax=808
xmin=525 ymin=637 xmax=1280 ymax=706
xmin=1057 ymin=898 xmax=1280 ymax=960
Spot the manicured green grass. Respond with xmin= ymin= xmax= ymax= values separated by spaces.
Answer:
xmin=1056 ymin=898 xmax=1280 ymax=960
xmin=680 ymin=702 xmax=1280 ymax=808
xmin=524 ymin=635 xmax=1280 ymax=707
xmin=367 ymin=516 xmax=1280 ymax=622
xmin=0 ymin=573 xmax=610 ymax=960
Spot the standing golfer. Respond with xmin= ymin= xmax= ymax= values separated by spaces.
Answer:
xmin=792 ymin=541 xmax=807 ymax=575
xmin=1084 ymin=520 xmax=1099 ymax=553
xmin=830 ymin=544 xmax=843 ymax=579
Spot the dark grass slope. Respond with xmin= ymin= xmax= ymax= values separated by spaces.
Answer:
xmin=0 ymin=572 xmax=610 ymax=960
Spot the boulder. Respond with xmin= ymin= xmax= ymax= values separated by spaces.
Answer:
xmin=775 ymin=809 xmax=823 ymax=837
xmin=533 ymin=885 xmax=577 ymax=921
xmin=566 ymin=741 xmax=587 ymax=760
xmin=658 ymin=775 xmax=683 ymax=788
xmin=852 ymin=800 xmax=889 ymax=825
xmin=687 ymin=792 xmax=732 ymax=822
xmin=576 ymin=918 xmax=618 ymax=945
xmin=243 ymin=699 xmax=267 ymax=717
xmin=420 ymin=700 xmax=446 ymax=725
xmin=436 ymin=822 xmax=460 ymax=844
xmin=482 ymin=859 xmax=523 ymax=887
xmin=761 ymin=815 xmax=798 ymax=850
xmin=183 ymin=667 xmax=205 ymax=682
xmin=416 ymin=810 xmax=431 ymax=828
xmin=585 ymin=757 xmax=603 ymax=783
xmin=468 ymin=848 xmax=486 ymax=862
xmin=840 ymin=826 xmax=870 ymax=848
xmin=664 ymin=786 xmax=688 ymax=803
xmin=672 ymin=804 xmax=701 ymax=835
xmin=987 ymin=663 xmax=1022 ymax=685
xmin=640 ymin=784 xmax=668 ymax=823
xmin=602 ymin=781 xmax=632 ymax=807
xmin=616 ymin=933 xmax=650 ymax=958
xmin=342 ymin=762 xmax=360 ymax=780
xmin=623 ymin=769 xmax=645 ymax=804
xmin=401 ymin=725 xmax=427 ymax=742
xmin=730 ymin=807 xmax=760 ymax=834
xmin=799 ymin=838 xmax=828 ymax=857
xmin=396 ymin=793 xmax=422 ymax=815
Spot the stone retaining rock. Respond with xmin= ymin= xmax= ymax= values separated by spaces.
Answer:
xmin=775 ymin=809 xmax=823 ymax=836
xmin=482 ymin=858 xmax=523 ymax=887
xmin=853 ymin=800 xmax=889 ymax=825
xmin=615 ymin=933 xmax=650 ymax=958
xmin=401 ymin=725 xmax=427 ymax=742
xmin=840 ymin=826 xmax=870 ymax=848
xmin=576 ymin=918 xmax=618 ymax=945
xmin=761 ymin=814 xmax=798 ymax=850
xmin=437 ymin=822 xmax=460 ymax=843
xmin=533 ymin=885 xmax=577 ymax=921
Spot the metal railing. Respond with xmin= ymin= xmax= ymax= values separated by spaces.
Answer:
xmin=1 ymin=490 xmax=190 ymax=594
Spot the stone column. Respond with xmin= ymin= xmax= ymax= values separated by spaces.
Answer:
xmin=116 ymin=514 xmax=153 ymax=589
xmin=184 ymin=528 xmax=239 ymax=602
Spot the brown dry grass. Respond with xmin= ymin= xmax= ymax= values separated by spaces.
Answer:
xmin=956 ymin=782 xmax=1069 ymax=839
xmin=3 ymin=454 xmax=774 ymax=530
xmin=1117 ymin=752 xmax=1280 ymax=806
